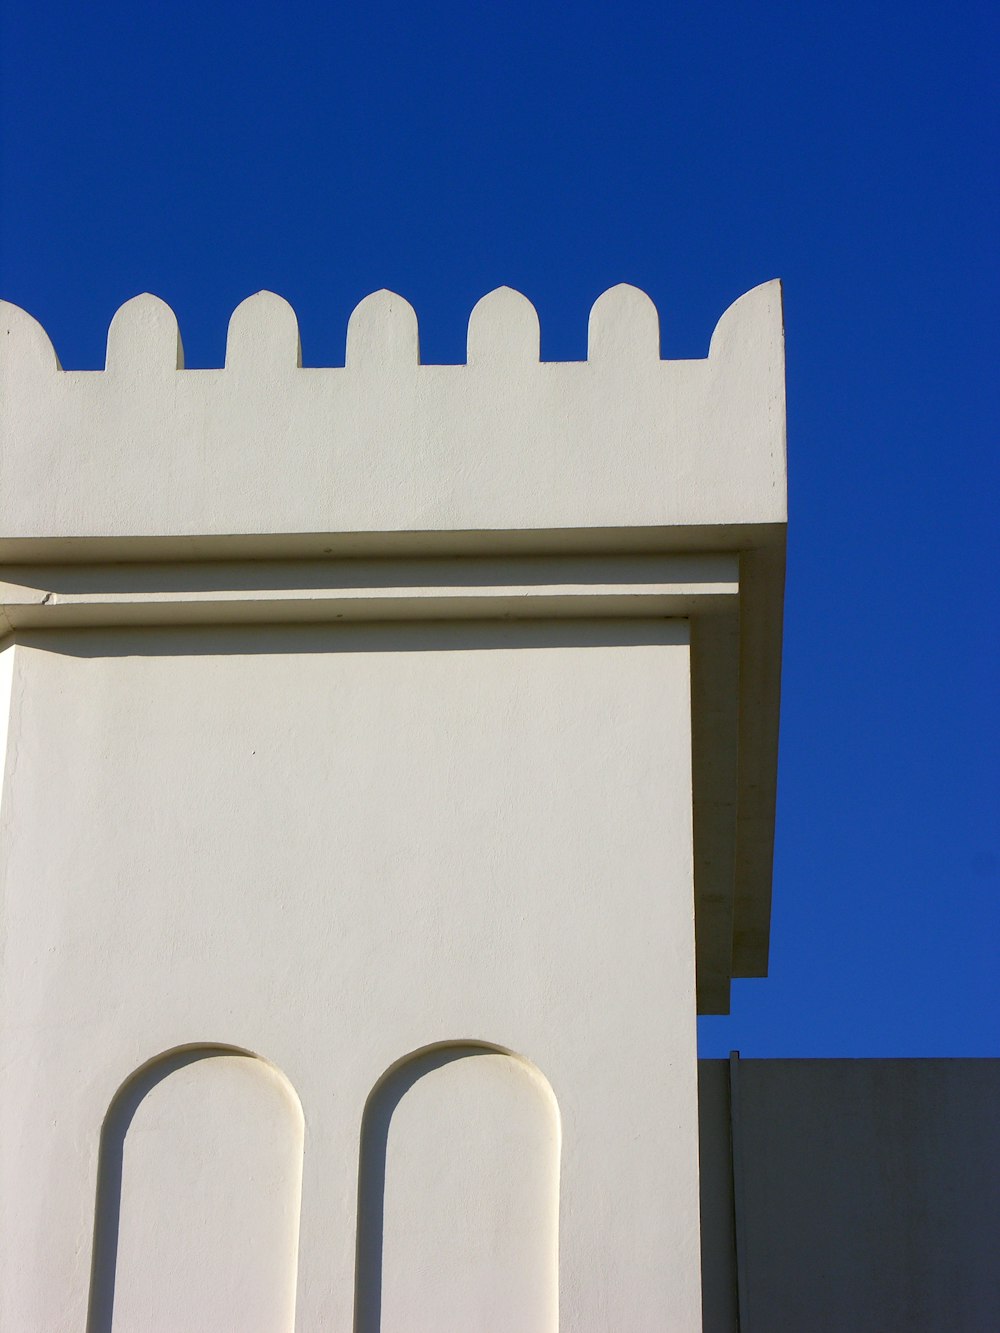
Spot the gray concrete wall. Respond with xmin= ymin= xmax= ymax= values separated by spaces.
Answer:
xmin=699 ymin=1058 xmax=1000 ymax=1332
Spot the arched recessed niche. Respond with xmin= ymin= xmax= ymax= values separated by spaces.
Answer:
xmin=356 ymin=1042 xmax=560 ymax=1333
xmin=88 ymin=1045 xmax=304 ymax=1333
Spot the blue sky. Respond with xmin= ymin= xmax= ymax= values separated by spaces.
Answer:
xmin=2 ymin=2 xmax=996 ymax=1056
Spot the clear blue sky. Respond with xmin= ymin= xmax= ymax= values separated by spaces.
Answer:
xmin=2 ymin=2 xmax=996 ymax=1057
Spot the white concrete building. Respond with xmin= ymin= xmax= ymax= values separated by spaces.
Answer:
xmin=0 ymin=282 xmax=787 ymax=1330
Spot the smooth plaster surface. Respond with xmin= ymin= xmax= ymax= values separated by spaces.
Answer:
xmin=359 ymin=1045 xmax=560 ymax=1332
xmin=0 ymin=284 xmax=785 ymax=543
xmin=0 ymin=284 xmax=788 ymax=991
xmin=93 ymin=1049 xmax=304 ymax=1332
xmin=0 ymin=623 xmax=702 ymax=1329
xmin=0 ymin=283 xmax=788 ymax=1326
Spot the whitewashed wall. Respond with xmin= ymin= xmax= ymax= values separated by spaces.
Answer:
xmin=0 ymin=283 xmax=786 ymax=1329
xmin=0 ymin=623 xmax=701 ymax=1329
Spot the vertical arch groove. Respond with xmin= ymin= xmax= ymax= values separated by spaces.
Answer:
xmin=355 ymin=1041 xmax=560 ymax=1333
xmin=87 ymin=1044 xmax=304 ymax=1332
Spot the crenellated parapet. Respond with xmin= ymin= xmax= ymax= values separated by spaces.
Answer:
xmin=0 ymin=279 xmax=789 ymax=1326
xmin=0 ymin=283 xmax=784 ymax=550
xmin=0 ymin=281 xmax=786 ymax=1009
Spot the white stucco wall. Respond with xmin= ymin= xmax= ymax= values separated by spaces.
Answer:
xmin=0 ymin=621 xmax=702 ymax=1330
xmin=100 ymin=1050 xmax=304 ymax=1332
xmin=1 ymin=281 xmax=788 ymax=1328
xmin=0 ymin=283 xmax=785 ymax=544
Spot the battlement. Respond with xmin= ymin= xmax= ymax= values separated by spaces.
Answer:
xmin=0 ymin=282 xmax=784 ymax=555
xmin=0 ymin=281 xmax=786 ymax=1010
xmin=1 ymin=280 xmax=790 ymax=1325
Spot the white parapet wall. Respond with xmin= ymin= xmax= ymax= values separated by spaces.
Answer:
xmin=0 ymin=283 xmax=784 ymax=542
xmin=0 ymin=284 xmax=786 ymax=1331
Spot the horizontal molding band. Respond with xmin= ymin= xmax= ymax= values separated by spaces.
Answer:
xmin=0 ymin=554 xmax=738 ymax=630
